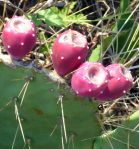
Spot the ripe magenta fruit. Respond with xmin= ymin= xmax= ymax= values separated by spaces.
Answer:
xmin=52 ymin=29 xmax=88 ymax=76
xmin=71 ymin=62 xmax=109 ymax=97
xmin=97 ymin=64 xmax=133 ymax=101
xmin=2 ymin=16 xmax=36 ymax=59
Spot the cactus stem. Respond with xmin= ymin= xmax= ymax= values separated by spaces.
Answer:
xmin=0 ymin=54 xmax=66 ymax=84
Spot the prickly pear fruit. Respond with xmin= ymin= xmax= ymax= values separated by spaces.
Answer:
xmin=2 ymin=16 xmax=36 ymax=59
xmin=52 ymin=29 xmax=88 ymax=76
xmin=71 ymin=62 xmax=109 ymax=97
xmin=97 ymin=64 xmax=133 ymax=101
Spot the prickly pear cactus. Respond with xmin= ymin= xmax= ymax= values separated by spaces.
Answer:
xmin=0 ymin=62 xmax=101 ymax=149
xmin=93 ymin=110 xmax=139 ymax=149
xmin=71 ymin=62 xmax=109 ymax=98
xmin=2 ymin=16 xmax=36 ymax=59
xmin=52 ymin=29 xmax=88 ymax=76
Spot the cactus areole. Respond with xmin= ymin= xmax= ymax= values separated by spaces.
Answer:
xmin=2 ymin=16 xmax=36 ymax=59
xmin=52 ymin=29 xmax=88 ymax=76
xmin=71 ymin=62 xmax=109 ymax=97
xmin=97 ymin=64 xmax=133 ymax=101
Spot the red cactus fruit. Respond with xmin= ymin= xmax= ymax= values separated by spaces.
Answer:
xmin=71 ymin=62 xmax=109 ymax=97
xmin=2 ymin=16 xmax=36 ymax=59
xmin=97 ymin=64 xmax=133 ymax=101
xmin=52 ymin=29 xmax=88 ymax=76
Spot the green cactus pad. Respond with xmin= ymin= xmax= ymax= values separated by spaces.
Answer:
xmin=93 ymin=110 xmax=139 ymax=149
xmin=0 ymin=63 xmax=101 ymax=149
